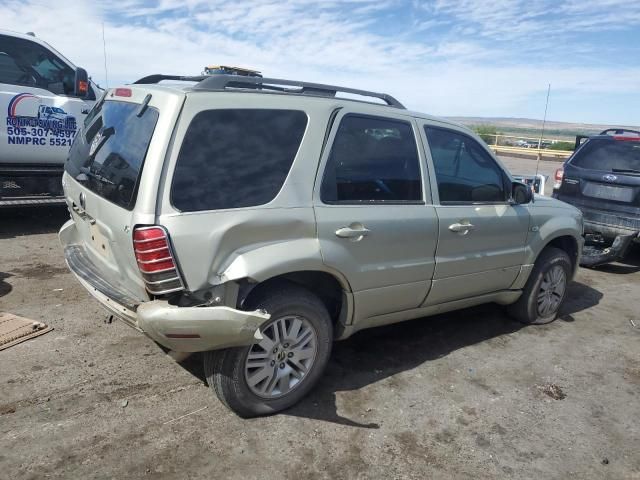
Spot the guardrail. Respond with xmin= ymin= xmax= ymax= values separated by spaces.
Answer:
xmin=482 ymin=134 xmax=574 ymax=160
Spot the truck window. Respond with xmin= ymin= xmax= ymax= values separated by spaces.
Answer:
xmin=0 ymin=34 xmax=76 ymax=96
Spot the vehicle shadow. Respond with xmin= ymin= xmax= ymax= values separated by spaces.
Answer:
xmin=558 ymin=280 xmax=604 ymax=322
xmin=0 ymin=206 xmax=69 ymax=240
xmin=0 ymin=272 xmax=13 ymax=298
xmin=179 ymin=281 xmax=602 ymax=427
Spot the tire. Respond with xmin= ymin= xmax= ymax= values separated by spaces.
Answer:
xmin=203 ymin=282 xmax=333 ymax=417
xmin=507 ymin=247 xmax=571 ymax=325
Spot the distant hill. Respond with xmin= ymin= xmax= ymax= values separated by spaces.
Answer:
xmin=445 ymin=117 xmax=640 ymax=141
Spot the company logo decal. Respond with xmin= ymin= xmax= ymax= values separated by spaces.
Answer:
xmin=5 ymin=93 xmax=78 ymax=147
xmin=602 ymin=174 xmax=618 ymax=183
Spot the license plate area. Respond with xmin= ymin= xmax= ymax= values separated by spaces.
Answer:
xmin=582 ymin=183 xmax=634 ymax=202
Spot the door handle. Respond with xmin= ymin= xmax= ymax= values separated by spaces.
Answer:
xmin=335 ymin=224 xmax=371 ymax=240
xmin=448 ymin=222 xmax=475 ymax=234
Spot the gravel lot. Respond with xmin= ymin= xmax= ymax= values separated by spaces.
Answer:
xmin=1 ymin=157 xmax=639 ymax=479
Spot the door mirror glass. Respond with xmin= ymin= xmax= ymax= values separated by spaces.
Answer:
xmin=74 ymin=67 xmax=89 ymax=98
xmin=512 ymin=181 xmax=533 ymax=204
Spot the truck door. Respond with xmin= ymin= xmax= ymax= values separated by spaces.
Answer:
xmin=0 ymin=33 xmax=94 ymax=166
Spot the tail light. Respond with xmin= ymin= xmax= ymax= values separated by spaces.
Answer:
xmin=133 ymin=226 xmax=184 ymax=295
xmin=554 ymin=167 xmax=564 ymax=189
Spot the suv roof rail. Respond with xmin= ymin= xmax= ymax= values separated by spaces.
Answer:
xmin=599 ymin=128 xmax=640 ymax=137
xmin=133 ymin=74 xmax=208 ymax=84
xmin=132 ymin=74 xmax=406 ymax=109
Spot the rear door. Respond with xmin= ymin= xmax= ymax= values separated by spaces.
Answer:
xmin=313 ymin=110 xmax=438 ymax=320
xmin=62 ymin=88 xmax=184 ymax=300
xmin=420 ymin=123 xmax=530 ymax=305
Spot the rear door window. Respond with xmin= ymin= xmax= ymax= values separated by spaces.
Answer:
xmin=571 ymin=139 xmax=640 ymax=172
xmin=171 ymin=109 xmax=307 ymax=212
xmin=320 ymin=114 xmax=422 ymax=203
xmin=65 ymin=100 xmax=159 ymax=210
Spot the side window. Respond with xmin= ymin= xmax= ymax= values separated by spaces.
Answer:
xmin=425 ymin=127 xmax=506 ymax=204
xmin=0 ymin=35 xmax=75 ymax=95
xmin=171 ymin=109 xmax=307 ymax=212
xmin=321 ymin=115 xmax=422 ymax=203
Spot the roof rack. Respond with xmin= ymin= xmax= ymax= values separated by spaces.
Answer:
xmin=599 ymin=128 xmax=640 ymax=136
xmin=134 ymin=74 xmax=207 ymax=84
xmin=132 ymin=74 xmax=405 ymax=109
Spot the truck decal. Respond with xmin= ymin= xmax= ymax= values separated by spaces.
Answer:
xmin=5 ymin=92 xmax=77 ymax=147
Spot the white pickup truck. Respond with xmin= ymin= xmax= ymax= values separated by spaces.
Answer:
xmin=0 ymin=30 xmax=102 ymax=207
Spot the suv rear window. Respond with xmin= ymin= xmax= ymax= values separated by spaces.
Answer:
xmin=171 ymin=109 xmax=307 ymax=212
xmin=66 ymin=100 xmax=159 ymax=210
xmin=571 ymin=138 xmax=640 ymax=172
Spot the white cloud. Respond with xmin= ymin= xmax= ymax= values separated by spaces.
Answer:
xmin=1 ymin=0 xmax=638 ymax=124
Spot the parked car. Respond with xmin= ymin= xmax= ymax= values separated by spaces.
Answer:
xmin=553 ymin=129 xmax=640 ymax=266
xmin=0 ymin=29 xmax=102 ymax=207
xmin=60 ymin=74 xmax=583 ymax=417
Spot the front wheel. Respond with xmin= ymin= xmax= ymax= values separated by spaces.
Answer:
xmin=204 ymin=283 xmax=333 ymax=417
xmin=507 ymin=247 xmax=571 ymax=325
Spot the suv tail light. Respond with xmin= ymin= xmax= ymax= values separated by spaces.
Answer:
xmin=554 ymin=167 xmax=564 ymax=189
xmin=133 ymin=226 xmax=184 ymax=295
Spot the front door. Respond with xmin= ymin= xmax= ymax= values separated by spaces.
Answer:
xmin=314 ymin=112 xmax=438 ymax=320
xmin=420 ymin=124 xmax=530 ymax=305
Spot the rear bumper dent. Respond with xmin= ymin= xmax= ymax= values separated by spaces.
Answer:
xmin=136 ymin=302 xmax=270 ymax=352
xmin=71 ymin=270 xmax=270 ymax=352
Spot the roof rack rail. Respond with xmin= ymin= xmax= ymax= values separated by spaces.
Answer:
xmin=132 ymin=74 xmax=405 ymax=109
xmin=599 ymin=128 xmax=640 ymax=136
xmin=133 ymin=74 xmax=207 ymax=84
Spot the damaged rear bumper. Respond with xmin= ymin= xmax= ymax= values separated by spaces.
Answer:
xmin=580 ymin=231 xmax=639 ymax=267
xmin=63 ymin=242 xmax=270 ymax=352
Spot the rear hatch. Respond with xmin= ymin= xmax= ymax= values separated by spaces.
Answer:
xmin=556 ymin=136 xmax=640 ymax=232
xmin=61 ymin=87 xmax=185 ymax=304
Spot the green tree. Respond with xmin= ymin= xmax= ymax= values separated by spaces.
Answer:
xmin=473 ymin=124 xmax=498 ymax=145
xmin=548 ymin=141 xmax=575 ymax=151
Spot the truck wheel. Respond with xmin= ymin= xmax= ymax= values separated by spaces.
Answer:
xmin=204 ymin=283 xmax=333 ymax=417
xmin=507 ymin=247 xmax=571 ymax=325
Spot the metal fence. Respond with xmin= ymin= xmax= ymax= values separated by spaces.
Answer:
xmin=483 ymin=134 xmax=573 ymax=160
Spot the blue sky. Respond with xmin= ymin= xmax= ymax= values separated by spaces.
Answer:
xmin=2 ymin=0 xmax=639 ymax=125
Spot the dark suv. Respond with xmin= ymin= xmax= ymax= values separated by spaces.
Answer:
xmin=553 ymin=129 xmax=640 ymax=265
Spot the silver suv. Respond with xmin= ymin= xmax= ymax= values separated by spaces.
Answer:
xmin=60 ymin=75 xmax=583 ymax=417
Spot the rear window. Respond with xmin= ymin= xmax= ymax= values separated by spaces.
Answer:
xmin=571 ymin=138 xmax=640 ymax=172
xmin=171 ymin=109 xmax=307 ymax=212
xmin=66 ymin=100 xmax=159 ymax=210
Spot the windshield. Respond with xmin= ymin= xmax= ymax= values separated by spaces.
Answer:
xmin=572 ymin=138 xmax=640 ymax=172
xmin=51 ymin=107 xmax=65 ymax=113
xmin=65 ymin=100 xmax=159 ymax=210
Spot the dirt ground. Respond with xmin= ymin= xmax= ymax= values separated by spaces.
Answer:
xmin=1 ymin=157 xmax=639 ymax=479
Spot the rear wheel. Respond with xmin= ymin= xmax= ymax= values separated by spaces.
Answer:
xmin=204 ymin=283 xmax=332 ymax=417
xmin=507 ymin=247 xmax=571 ymax=324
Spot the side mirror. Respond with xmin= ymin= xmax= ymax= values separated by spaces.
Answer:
xmin=74 ymin=67 xmax=89 ymax=98
xmin=512 ymin=181 xmax=533 ymax=204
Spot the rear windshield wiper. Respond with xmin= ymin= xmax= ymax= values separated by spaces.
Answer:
xmin=611 ymin=168 xmax=640 ymax=175
xmin=79 ymin=167 xmax=116 ymax=185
